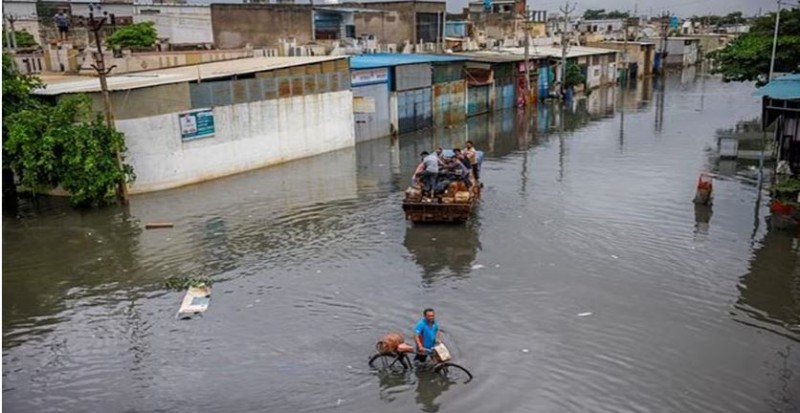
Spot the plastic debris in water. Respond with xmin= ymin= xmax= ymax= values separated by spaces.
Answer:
xmin=521 ymin=349 xmax=530 ymax=353
xmin=578 ymin=312 xmax=593 ymax=317
xmin=472 ymin=264 xmax=485 ymax=270
xmin=611 ymin=255 xmax=619 ymax=259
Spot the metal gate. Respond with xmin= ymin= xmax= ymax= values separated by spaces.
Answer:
xmin=398 ymin=88 xmax=433 ymax=134
xmin=495 ymin=78 xmax=515 ymax=110
xmin=353 ymin=83 xmax=390 ymax=142
xmin=433 ymin=81 xmax=466 ymax=126
xmin=467 ymin=85 xmax=490 ymax=116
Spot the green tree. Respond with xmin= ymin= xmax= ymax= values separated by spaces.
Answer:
xmin=582 ymin=9 xmax=629 ymax=20
xmin=711 ymin=8 xmax=800 ymax=85
xmin=2 ymin=29 xmax=39 ymax=48
xmin=106 ymin=21 xmax=157 ymax=50
xmin=605 ymin=10 xmax=630 ymax=19
xmin=564 ymin=62 xmax=585 ymax=89
xmin=2 ymin=53 xmax=134 ymax=207
xmin=583 ymin=9 xmax=606 ymax=20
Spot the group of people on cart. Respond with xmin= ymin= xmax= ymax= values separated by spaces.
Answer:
xmin=412 ymin=141 xmax=483 ymax=198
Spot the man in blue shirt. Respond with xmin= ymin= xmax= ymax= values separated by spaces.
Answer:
xmin=414 ymin=308 xmax=440 ymax=362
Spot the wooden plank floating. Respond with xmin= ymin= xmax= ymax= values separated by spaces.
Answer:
xmin=145 ymin=222 xmax=174 ymax=229
xmin=177 ymin=285 xmax=212 ymax=319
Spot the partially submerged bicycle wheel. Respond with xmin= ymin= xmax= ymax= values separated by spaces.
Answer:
xmin=368 ymin=353 xmax=409 ymax=373
xmin=433 ymin=362 xmax=473 ymax=384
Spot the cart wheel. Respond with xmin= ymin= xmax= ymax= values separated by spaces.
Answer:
xmin=369 ymin=353 xmax=409 ymax=372
xmin=433 ymin=362 xmax=473 ymax=383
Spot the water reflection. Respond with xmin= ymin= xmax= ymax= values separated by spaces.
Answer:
xmin=735 ymin=224 xmax=800 ymax=340
xmin=693 ymin=203 xmax=713 ymax=235
xmin=413 ymin=369 xmax=452 ymax=413
xmin=2 ymin=197 xmax=143 ymax=349
xmin=404 ymin=223 xmax=481 ymax=284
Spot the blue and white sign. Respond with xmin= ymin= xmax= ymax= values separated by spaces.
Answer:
xmin=179 ymin=109 xmax=215 ymax=141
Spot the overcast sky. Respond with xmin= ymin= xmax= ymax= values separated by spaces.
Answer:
xmin=447 ymin=0 xmax=773 ymax=16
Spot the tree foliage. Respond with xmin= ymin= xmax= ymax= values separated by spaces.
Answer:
xmin=2 ymin=29 xmax=39 ymax=48
xmin=2 ymin=53 xmax=134 ymax=207
xmin=106 ymin=21 xmax=157 ymax=50
xmin=564 ymin=62 xmax=585 ymax=89
xmin=2 ymin=53 xmax=42 ymax=116
xmin=711 ymin=8 xmax=800 ymax=85
xmin=582 ymin=9 xmax=629 ymax=20
xmin=692 ymin=12 xmax=747 ymax=27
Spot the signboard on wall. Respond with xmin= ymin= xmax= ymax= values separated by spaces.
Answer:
xmin=353 ymin=96 xmax=376 ymax=113
xmin=179 ymin=109 xmax=215 ymax=141
xmin=351 ymin=68 xmax=389 ymax=87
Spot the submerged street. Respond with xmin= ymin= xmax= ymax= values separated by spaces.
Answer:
xmin=3 ymin=70 xmax=799 ymax=412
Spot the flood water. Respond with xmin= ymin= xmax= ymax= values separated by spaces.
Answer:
xmin=4 ymin=69 xmax=799 ymax=412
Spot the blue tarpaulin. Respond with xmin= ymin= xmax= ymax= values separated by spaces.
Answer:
xmin=753 ymin=73 xmax=800 ymax=100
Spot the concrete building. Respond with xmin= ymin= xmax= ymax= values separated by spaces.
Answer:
xmin=133 ymin=4 xmax=213 ymax=46
xmin=210 ymin=2 xmax=445 ymax=50
xmin=662 ymin=37 xmax=699 ymax=67
xmin=349 ymin=54 xmax=466 ymax=140
xmin=504 ymin=45 xmax=619 ymax=90
xmin=456 ymin=52 xmax=534 ymax=112
xmin=3 ymin=0 xmax=41 ymax=45
xmin=34 ymin=56 xmax=355 ymax=193
xmin=594 ymin=41 xmax=655 ymax=78
xmin=467 ymin=0 xmax=525 ymax=16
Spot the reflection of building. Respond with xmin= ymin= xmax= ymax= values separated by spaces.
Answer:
xmin=736 ymin=227 xmax=800 ymax=338
xmin=403 ymin=223 xmax=481 ymax=282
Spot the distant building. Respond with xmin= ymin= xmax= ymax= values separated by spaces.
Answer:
xmin=34 ymin=57 xmax=355 ymax=193
xmin=210 ymin=2 xmax=446 ymax=49
xmin=662 ymin=37 xmax=699 ymax=67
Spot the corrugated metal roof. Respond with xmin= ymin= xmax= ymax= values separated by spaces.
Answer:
xmin=315 ymin=6 xmax=386 ymax=13
xmin=504 ymin=45 xmax=619 ymax=59
xmin=753 ymin=74 xmax=800 ymax=100
xmin=34 ymin=56 xmax=346 ymax=95
xmin=460 ymin=46 xmax=617 ymax=61
xmin=350 ymin=53 xmax=466 ymax=69
xmin=452 ymin=52 xmax=528 ymax=63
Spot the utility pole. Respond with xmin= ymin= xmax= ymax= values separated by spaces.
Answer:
xmin=559 ymin=1 xmax=576 ymax=97
xmin=88 ymin=5 xmax=128 ymax=204
xmin=658 ymin=11 xmax=669 ymax=76
xmin=769 ymin=0 xmax=783 ymax=82
xmin=523 ymin=6 xmax=531 ymax=104
xmin=5 ymin=14 xmax=18 ymax=50
xmin=622 ymin=18 xmax=629 ymax=84
xmin=3 ymin=16 xmax=13 ymax=50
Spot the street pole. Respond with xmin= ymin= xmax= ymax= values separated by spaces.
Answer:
xmin=623 ymin=18 xmax=629 ymax=84
xmin=524 ymin=7 xmax=531 ymax=103
xmin=559 ymin=2 xmax=575 ymax=97
xmin=6 ymin=14 xmax=18 ymax=50
xmin=442 ymin=1 xmax=447 ymax=53
xmin=769 ymin=0 xmax=782 ymax=82
xmin=3 ymin=15 xmax=12 ymax=50
xmin=88 ymin=7 xmax=128 ymax=204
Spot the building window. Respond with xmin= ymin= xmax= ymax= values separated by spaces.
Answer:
xmin=315 ymin=11 xmax=343 ymax=40
xmin=415 ymin=12 xmax=441 ymax=43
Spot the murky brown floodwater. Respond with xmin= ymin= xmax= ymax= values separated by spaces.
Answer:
xmin=4 ymin=69 xmax=799 ymax=413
